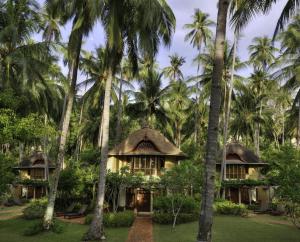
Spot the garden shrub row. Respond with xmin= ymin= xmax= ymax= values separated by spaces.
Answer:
xmin=213 ymin=200 xmax=248 ymax=216
xmin=85 ymin=210 xmax=135 ymax=228
xmin=152 ymin=212 xmax=198 ymax=224
xmin=23 ymin=198 xmax=48 ymax=220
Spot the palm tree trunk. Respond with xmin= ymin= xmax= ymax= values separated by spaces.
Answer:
xmin=97 ymin=112 xmax=104 ymax=148
xmin=85 ymin=66 xmax=113 ymax=241
xmin=220 ymin=33 xmax=238 ymax=197
xmin=297 ymin=99 xmax=300 ymax=147
xmin=43 ymin=34 xmax=82 ymax=230
xmin=197 ymin=1 xmax=229 ymax=241
xmin=115 ymin=74 xmax=123 ymax=144
xmin=75 ymin=83 xmax=87 ymax=161
xmin=282 ymin=108 xmax=285 ymax=145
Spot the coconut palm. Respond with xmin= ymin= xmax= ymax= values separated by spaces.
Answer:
xmin=232 ymin=0 xmax=300 ymax=37
xmin=197 ymin=1 xmax=230 ymax=241
xmin=43 ymin=0 xmax=103 ymax=229
xmin=163 ymin=54 xmax=186 ymax=82
xmin=273 ymin=15 xmax=300 ymax=145
xmin=85 ymin=1 xmax=175 ymax=240
xmin=184 ymin=9 xmax=214 ymax=144
xmin=165 ymin=80 xmax=191 ymax=148
xmin=249 ymin=37 xmax=278 ymax=71
xmin=127 ymin=70 xmax=168 ymax=129
xmin=184 ymin=9 xmax=214 ymax=70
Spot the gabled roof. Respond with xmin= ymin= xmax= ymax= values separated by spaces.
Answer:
xmin=218 ymin=142 xmax=267 ymax=165
xmin=108 ymin=127 xmax=186 ymax=158
xmin=14 ymin=151 xmax=55 ymax=169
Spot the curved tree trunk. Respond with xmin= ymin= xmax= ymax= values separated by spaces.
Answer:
xmin=297 ymin=99 xmax=300 ymax=147
xmin=43 ymin=33 xmax=82 ymax=230
xmin=115 ymin=74 xmax=123 ymax=144
xmin=84 ymin=66 xmax=113 ymax=240
xmin=197 ymin=1 xmax=229 ymax=241
xmin=220 ymin=33 xmax=238 ymax=197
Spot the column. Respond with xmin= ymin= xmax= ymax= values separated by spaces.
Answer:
xmin=238 ymin=187 xmax=241 ymax=204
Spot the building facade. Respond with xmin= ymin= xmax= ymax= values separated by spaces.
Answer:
xmin=107 ymin=127 xmax=186 ymax=213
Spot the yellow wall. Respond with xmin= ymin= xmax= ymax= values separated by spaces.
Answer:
xmin=107 ymin=156 xmax=178 ymax=175
xmin=20 ymin=170 xmax=30 ymax=179
xmin=246 ymin=167 xmax=262 ymax=179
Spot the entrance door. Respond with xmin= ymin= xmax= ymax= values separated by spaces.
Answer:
xmin=136 ymin=189 xmax=151 ymax=212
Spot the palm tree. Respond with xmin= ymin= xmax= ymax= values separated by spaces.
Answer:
xmin=84 ymin=1 xmax=175 ymax=240
xmin=163 ymin=54 xmax=186 ymax=82
xmin=273 ymin=15 xmax=300 ymax=145
xmin=248 ymin=37 xmax=277 ymax=155
xmin=232 ymin=0 xmax=300 ymax=37
xmin=197 ymin=1 xmax=230 ymax=241
xmin=165 ymin=80 xmax=191 ymax=148
xmin=184 ymin=9 xmax=214 ymax=144
xmin=43 ymin=0 xmax=102 ymax=229
xmin=127 ymin=70 xmax=168 ymax=129
xmin=184 ymin=9 xmax=214 ymax=70
xmin=249 ymin=37 xmax=278 ymax=71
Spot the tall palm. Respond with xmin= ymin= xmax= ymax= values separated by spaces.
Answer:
xmin=197 ymin=1 xmax=230 ymax=241
xmin=232 ymin=0 xmax=300 ymax=37
xmin=248 ymin=37 xmax=277 ymax=155
xmin=184 ymin=9 xmax=214 ymax=144
xmin=163 ymin=54 xmax=186 ymax=82
xmin=184 ymin=9 xmax=214 ymax=70
xmin=85 ymin=1 xmax=175 ymax=240
xmin=43 ymin=0 xmax=102 ymax=229
xmin=127 ymin=70 xmax=168 ymax=127
xmin=249 ymin=37 xmax=278 ymax=71
xmin=274 ymin=15 xmax=300 ymax=145
xmin=165 ymin=80 xmax=191 ymax=148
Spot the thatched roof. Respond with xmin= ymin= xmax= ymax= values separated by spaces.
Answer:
xmin=218 ymin=143 xmax=267 ymax=165
xmin=14 ymin=151 xmax=55 ymax=169
xmin=108 ymin=127 xmax=186 ymax=158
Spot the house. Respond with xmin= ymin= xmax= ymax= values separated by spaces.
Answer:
xmin=107 ymin=126 xmax=186 ymax=213
xmin=14 ymin=151 xmax=55 ymax=199
xmin=218 ymin=143 xmax=273 ymax=209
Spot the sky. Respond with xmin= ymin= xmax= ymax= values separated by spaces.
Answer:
xmin=38 ymin=0 xmax=288 ymax=89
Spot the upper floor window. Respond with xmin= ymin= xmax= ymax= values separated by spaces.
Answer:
xmin=127 ymin=156 xmax=165 ymax=175
xmin=226 ymin=165 xmax=246 ymax=179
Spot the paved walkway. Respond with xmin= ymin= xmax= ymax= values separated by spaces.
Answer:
xmin=126 ymin=216 xmax=153 ymax=242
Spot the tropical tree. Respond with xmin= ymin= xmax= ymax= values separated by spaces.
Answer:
xmin=127 ymin=70 xmax=168 ymax=129
xmin=273 ymin=15 xmax=300 ymax=145
xmin=165 ymin=80 xmax=191 ymax=148
xmin=197 ymin=0 xmax=230 ymax=241
xmin=163 ymin=54 xmax=186 ymax=82
xmin=184 ymin=10 xmax=214 ymax=144
xmin=43 ymin=0 xmax=102 ymax=229
xmin=184 ymin=9 xmax=214 ymax=70
xmin=85 ymin=1 xmax=175 ymax=240
xmin=232 ymin=0 xmax=300 ymax=37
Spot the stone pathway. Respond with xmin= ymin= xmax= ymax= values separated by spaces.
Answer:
xmin=126 ymin=216 xmax=153 ymax=242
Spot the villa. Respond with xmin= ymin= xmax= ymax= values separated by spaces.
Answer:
xmin=107 ymin=126 xmax=186 ymax=213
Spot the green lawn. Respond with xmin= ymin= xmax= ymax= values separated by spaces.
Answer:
xmin=154 ymin=215 xmax=300 ymax=242
xmin=0 ymin=218 xmax=129 ymax=242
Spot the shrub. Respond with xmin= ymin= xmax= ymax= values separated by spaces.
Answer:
xmin=153 ymin=196 xmax=198 ymax=214
xmin=85 ymin=210 xmax=135 ymax=228
xmin=152 ymin=212 xmax=198 ymax=224
xmin=213 ymin=200 xmax=248 ymax=216
xmin=23 ymin=198 xmax=48 ymax=220
xmin=23 ymin=219 xmax=64 ymax=236
xmin=23 ymin=220 xmax=44 ymax=236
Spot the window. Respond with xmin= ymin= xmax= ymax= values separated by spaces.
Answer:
xmin=31 ymin=169 xmax=44 ymax=179
xmin=129 ymin=156 xmax=159 ymax=175
xmin=226 ymin=165 xmax=246 ymax=179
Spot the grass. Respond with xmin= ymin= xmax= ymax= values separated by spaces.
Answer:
xmin=154 ymin=215 xmax=300 ymax=242
xmin=0 ymin=217 xmax=129 ymax=242
xmin=0 ymin=205 xmax=26 ymax=220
